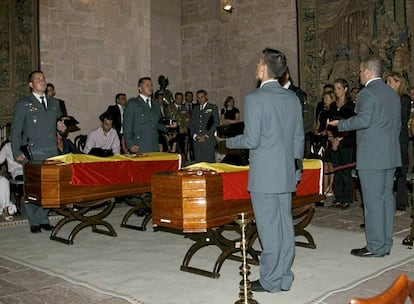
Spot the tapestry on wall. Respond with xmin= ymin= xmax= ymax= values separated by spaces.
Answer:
xmin=0 ymin=0 xmax=39 ymax=129
xmin=298 ymin=0 xmax=412 ymax=121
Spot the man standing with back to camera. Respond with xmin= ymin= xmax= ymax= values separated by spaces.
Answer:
xmin=11 ymin=70 xmax=66 ymax=233
xmin=221 ymin=48 xmax=304 ymax=293
xmin=328 ymin=55 xmax=401 ymax=257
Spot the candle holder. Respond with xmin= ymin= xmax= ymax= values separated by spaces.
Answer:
xmin=402 ymin=177 xmax=414 ymax=248
xmin=234 ymin=213 xmax=259 ymax=304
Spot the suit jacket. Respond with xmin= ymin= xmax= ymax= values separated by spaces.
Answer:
xmin=123 ymin=96 xmax=165 ymax=153
xmin=226 ymin=80 xmax=304 ymax=193
xmin=189 ymin=102 xmax=220 ymax=139
xmin=288 ymin=83 xmax=305 ymax=115
xmin=10 ymin=94 xmax=62 ymax=161
xmin=339 ymin=79 xmax=401 ymax=170
xmin=107 ymin=104 xmax=123 ymax=136
xmin=399 ymin=94 xmax=411 ymax=155
xmin=58 ymin=99 xmax=67 ymax=116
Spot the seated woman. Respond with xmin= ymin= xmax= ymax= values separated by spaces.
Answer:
xmin=0 ymin=141 xmax=22 ymax=221
xmin=57 ymin=130 xmax=81 ymax=155
xmin=0 ymin=176 xmax=15 ymax=221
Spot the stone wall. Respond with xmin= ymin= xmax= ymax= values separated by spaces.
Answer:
xmin=40 ymin=0 xmax=151 ymax=135
xmin=151 ymin=0 xmax=182 ymax=95
xmin=181 ymin=0 xmax=298 ymax=117
xmin=39 ymin=0 xmax=298 ymax=134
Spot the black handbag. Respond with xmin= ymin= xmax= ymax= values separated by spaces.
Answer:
xmin=88 ymin=147 xmax=113 ymax=157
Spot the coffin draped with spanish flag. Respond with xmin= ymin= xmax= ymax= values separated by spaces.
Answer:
xmin=151 ymin=159 xmax=323 ymax=233
xmin=24 ymin=152 xmax=181 ymax=208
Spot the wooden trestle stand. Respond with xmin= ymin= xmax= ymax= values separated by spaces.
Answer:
xmin=152 ymin=168 xmax=323 ymax=278
xmin=121 ymin=192 xmax=153 ymax=231
xmin=24 ymin=161 xmax=151 ymax=244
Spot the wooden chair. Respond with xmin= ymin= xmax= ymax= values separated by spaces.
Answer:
xmin=9 ymin=178 xmax=24 ymax=214
xmin=349 ymin=274 xmax=414 ymax=304
xmin=74 ymin=134 xmax=87 ymax=153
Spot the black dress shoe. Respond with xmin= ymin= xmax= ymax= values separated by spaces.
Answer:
xmin=30 ymin=226 xmax=41 ymax=233
xmin=350 ymin=247 xmax=384 ymax=257
xmin=251 ymin=280 xmax=268 ymax=292
xmin=360 ymin=223 xmax=365 ymax=228
xmin=39 ymin=224 xmax=54 ymax=231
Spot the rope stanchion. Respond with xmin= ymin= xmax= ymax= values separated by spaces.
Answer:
xmin=324 ymin=162 xmax=356 ymax=175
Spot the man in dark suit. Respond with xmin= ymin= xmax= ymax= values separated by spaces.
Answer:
xmin=11 ymin=70 xmax=66 ymax=233
xmin=123 ymin=77 xmax=172 ymax=153
xmin=184 ymin=91 xmax=196 ymax=161
xmin=106 ymin=93 xmax=127 ymax=153
xmin=279 ymin=67 xmax=306 ymax=116
xmin=189 ymin=89 xmax=220 ymax=163
xmin=222 ymin=48 xmax=304 ymax=293
xmin=46 ymin=82 xmax=67 ymax=116
xmin=328 ymin=55 xmax=401 ymax=257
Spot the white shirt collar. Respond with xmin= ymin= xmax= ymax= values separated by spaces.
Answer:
xmin=140 ymin=94 xmax=150 ymax=101
xmin=260 ymin=79 xmax=279 ymax=88
xmin=32 ymin=92 xmax=46 ymax=101
xmin=283 ymin=80 xmax=291 ymax=89
xmin=365 ymin=77 xmax=382 ymax=86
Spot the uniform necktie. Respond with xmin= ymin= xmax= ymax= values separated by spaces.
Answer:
xmin=146 ymin=98 xmax=151 ymax=109
xmin=40 ymin=96 xmax=47 ymax=110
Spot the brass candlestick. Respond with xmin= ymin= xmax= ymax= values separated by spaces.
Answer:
xmin=402 ymin=177 xmax=414 ymax=248
xmin=234 ymin=213 xmax=259 ymax=304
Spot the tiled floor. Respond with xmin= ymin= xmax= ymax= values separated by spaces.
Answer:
xmin=0 ymin=206 xmax=131 ymax=304
xmin=0 ymin=256 xmax=130 ymax=304
xmin=310 ymin=193 xmax=414 ymax=303
xmin=1 ymin=191 xmax=413 ymax=303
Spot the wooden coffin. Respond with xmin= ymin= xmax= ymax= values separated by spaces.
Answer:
xmin=151 ymin=170 xmax=253 ymax=233
xmin=25 ymin=161 xmax=151 ymax=208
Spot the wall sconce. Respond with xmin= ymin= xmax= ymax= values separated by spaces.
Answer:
xmin=223 ymin=0 xmax=235 ymax=13
xmin=223 ymin=4 xmax=234 ymax=13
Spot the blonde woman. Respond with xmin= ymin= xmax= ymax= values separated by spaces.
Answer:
xmin=385 ymin=71 xmax=411 ymax=211
xmin=220 ymin=96 xmax=240 ymax=125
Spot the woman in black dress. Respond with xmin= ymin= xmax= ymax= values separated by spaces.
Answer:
xmin=329 ymin=78 xmax=356 ymax=209
xmin=220 ymin=96 xmax=240 ymax=124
